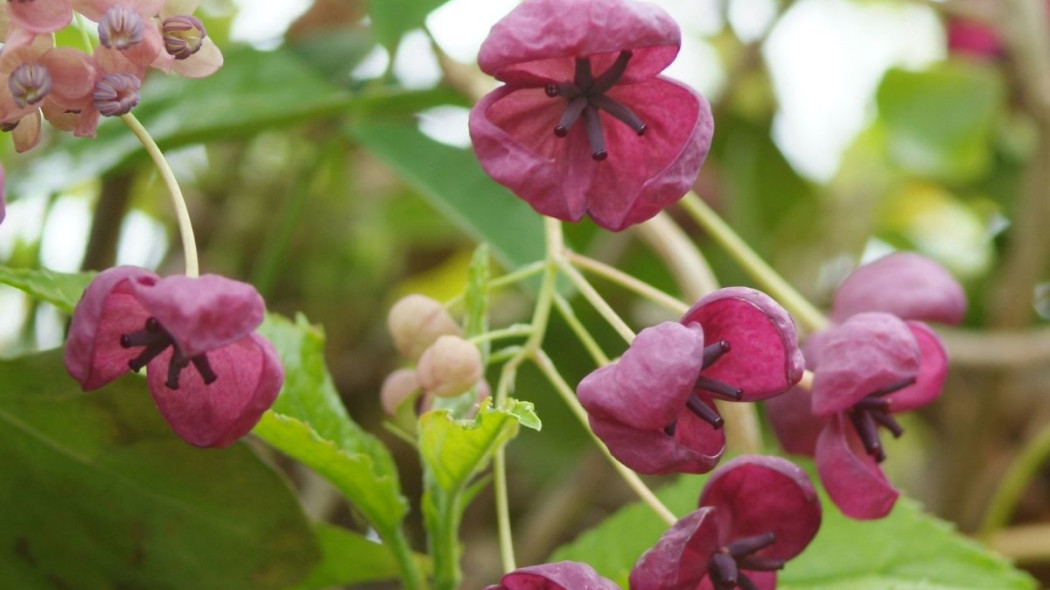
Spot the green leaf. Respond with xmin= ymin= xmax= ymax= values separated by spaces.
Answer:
xmin=348 ymin=118 xmax=546 ymax=271
xmin=0 ymin=350 xmax=319 ymax=590
xmin=876 ymin=63 xmax=1004 ymax=183
xmin=552 ymin=468 xmax=1036 ymax=590
xmin=369 ymin=0 xmax=450 ymax=51
xmin=0 ymin=266 xmax=94 ymax=313
xmin=286 ymin=523 xmax=429 ymax=589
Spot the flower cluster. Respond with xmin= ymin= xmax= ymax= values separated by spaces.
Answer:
xmin=0 ymin=0 xmax=221 ymax=152
xmin=65 ymin=267 xmax=282 ymax=448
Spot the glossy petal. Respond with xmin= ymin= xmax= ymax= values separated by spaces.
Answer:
xmin=766 ymin=385 xmax=827 ymax=457
xmin=493 ymin=561 xmax=621 ymax=590
xmin=831 ymin=252 xmax=966 ymax=325
xmin=129 ymin=274 xmax=265 ymax=358
xmin=683 ymin=287 xmax=805 ymax=401
xmin=810 ymin=312 xmax=920 ymax=416
xmin=65 ymin=266 xmax=159 ymax=390
xmin=7 ymin=0 xmax=72 ymax=34
xmin=478 ymin=0 xmax=680 ymax=86
xmin=630 ymin=507 xmax=723 ymax=590
xmin=816 ymin=414 xmax=899 ymax=519
xmin=884 ymin=321 xmax=948 ymax=413
xmin=699 ymin=455 xmax=821 ymax=560
xmin=147 ymin=332 xmax=283 ymax=447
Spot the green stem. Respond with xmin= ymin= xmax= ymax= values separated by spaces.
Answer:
xmin=74 ymin=13 xmax=95 ymax=53
xmin=553 ymin=294 xmax=610 ymax=366
xmin=445 ymin=261 xmax=546 ymax=309
xmin=567 ymin=251 xmax=689 ymax=315
xmin=494 ymin=449 xmax=516 ymax=572
xmin=557 ymin=259 xmax=636 ymax=343
xmin=120 ymin=113 xmax=200 ymax=277
xmin=531 ymin=349 xmax=678 ymax=526
xmin=680 ymin=193 xmax=828 ymax=333
xmin=979 ymin=422 xmax=1050 ymax=539
xmin=384 ymin=526 xmax=425 ymax=590
xmin=469 ymin=324 xmax=534 ymax=345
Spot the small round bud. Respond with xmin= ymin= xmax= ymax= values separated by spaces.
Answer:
xmin=387 ymin=294 xmax=461 ymax=362
xmin=93 ymin=73 xmax=141 ymax=117
xmin=380 ymin=368 xmax=421 ymax=416
xmin=417 ymin=335 xmax=483 ymax=399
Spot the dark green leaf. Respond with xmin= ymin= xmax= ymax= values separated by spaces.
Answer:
xmin=0 ymin=350 xmax=318 ymax=590
xmin=0 ymin=266 xmax=94 ymax=313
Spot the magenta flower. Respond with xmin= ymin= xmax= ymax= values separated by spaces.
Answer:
xmin=65 ymin=266 xmax=283 ymax=448
xmin=630 ymin=456 xmax=821 ymax=590
xmin=469 ymin=0 xmax=713 ymax=231
xmin=486 ymin=561 xmax=621 ymax=590
xmin=830 ymin=252 xmax=967 ymax=325
xmin=578 ymin=288 xmax=802 ymax=475
xmin=2 ymin=0 xmax=73 ymax=42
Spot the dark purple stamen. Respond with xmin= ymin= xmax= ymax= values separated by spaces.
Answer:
xmin=727 ymin=533 xmax=775 ymax=557
xmin=686 ymin=394 xmax=723 ymax=429
xmin=702 ymin=340 xmax=731 ymax=368
xmin=709 ymin=531 xmax=781 ymax=590
xmin=696 ymin=376 xmax=743 ymax=401
xmin=849 ymin=406 xmax=886 ymax=462
xmin=121 ymin=317 xmax=218 ymax=390
xmin=710 ymin=553 xmax=738 ymax=590
xmin=849 ymin=376 xmax=916 ymax=461
xmin=546 ymin=50 xmax=647 ymax=160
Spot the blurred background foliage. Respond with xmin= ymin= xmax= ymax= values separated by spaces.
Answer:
xmin=2 ymin=0 xmax=1050 ymax=586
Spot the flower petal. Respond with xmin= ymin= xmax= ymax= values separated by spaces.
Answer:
xmin=130 ymin=274 xmax=265 ymax=358
xmin=168 ymin=37 xmax=223 ymax=78
xmin=766 ymin=385 xmax=827 ymax=457
xmin=698 ymin=455 xmax=821 ymax=560
xmin=630 ymin=507 xmax=723 ymax=590
xmin=587 ymin=411 xmax=723 ymax=475
xmin=816 ymin=414 xmax=899 ymax=519
xmin=11 ymin=109 xmax=41 ymax=153
xmin=697 ymin=570 xmax=776 ymax=590
xmin=7 ymin=0 xmax=72 ymax=34
xmin=39 ymin=47 xmax=96 ymax=105
xmin=495 ymin=561 xmax=621 ymax=590
xmin=478 ymin=0 xmax=680 ymax=86
xmin=831 ymin=252 xmax=966 ymax=325
xmin=810 ymin=312 xmax=920 ymax=416
xmin=683 ymin=287 xmax=804 ymax=401
xmin=65 ymin=266 xmax=158 ymax=390
xmin=146 ymin=332 xmax=283 ymax=448
xmin=885 ymin=321 xmax=948 ymax=413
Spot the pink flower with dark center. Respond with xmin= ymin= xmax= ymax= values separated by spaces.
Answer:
xmin=486 ymin=561 xmax=621 ymax=590
xmin=92 ymin=71 xmax=140 ymax=116
xmin=161 ymin=14 xmax=205 ymax=59
xmin=578 ymin=288 xmax=802 ymax=475
xmin=152 ymin=1 xmax=223 ymax=78
xmin=65 ymin=266 xmax=283 ymax=448
xmin=469 ymin=0 xmax=713 ymax=231
xmin=630 ymin=456 xmax=821 ymax=590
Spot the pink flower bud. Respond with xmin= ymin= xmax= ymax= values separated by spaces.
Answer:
xmin=380 ymin=368 xmax=421 ymax=416
xmin=387 ymin=294 xmax=461 ymax=362
xmin=416 ymin=335 xmax=482 ymax=399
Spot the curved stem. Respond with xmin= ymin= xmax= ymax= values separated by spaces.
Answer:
xmin=469 ymin=324 xmax=534 ymax=345
xmin=553 ymin=294 xmax=610 ymax=366
xmin=567 ymin=251 xmax=689 ymax=315
xmin=679 ymin=193 xmax=828 ymax=333
xmin=120 ymin=113 xmax=199 ymax=277
xmin=532 ymin=349 xmax=677 ymax=526
xmin=445 ymin=261 xmax=545 ymax=309
xmin=979 ymin=421 xmax=1050 ymax=539
xmin=557 ymin=258 xmax=636 ymax=343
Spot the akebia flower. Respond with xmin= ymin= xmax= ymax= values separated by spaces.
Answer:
xmin=469 ymin=0 xmax=713 ymax=231
xmin=829 ymin=252 xmax=967 ymax=325
xmin=486 ymin=561 xmax=621 ymax=590
xmin=65 ymin=266 xmax=283 ymax=448
xmin=578 ymin=288 xmax=802 ymax=475
xmin=630 ymin=456 xmax=821 ymax=590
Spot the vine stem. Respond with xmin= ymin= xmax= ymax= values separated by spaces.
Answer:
xmin=553 ymin=294 xmax=610 ymax=366
xmin=532 ymin=348 xmax=678 ymax=526
xmin=567 ymin=251 xmax=689 ymax=315
xmin=557 ymin=259 xmax=636 ymax=343
xmin=679 ymin=193 xmax=828 ymax=333
xmin=120 ymin=113 xmax=200 ymax=277
xmin=978 ymin=421 xmax=1050 ymax=539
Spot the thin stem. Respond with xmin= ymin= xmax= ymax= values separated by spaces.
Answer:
xmin=979 ymin=421 xmax=1050 ymax=539
xmin=532 ymin=349 xmax=677 ymax=526
xmin=557 ymin=259 xmax=636 ymax=343
xmin=553 ymin=294 xmax=610 ymax=366
xmin=494 ymin=450 xmax=516 ymax=572
xmin=468 ymin=324 xmax=534 ymax=345
xmin=679 ymin=193 xmax=828 ymax=333
xmin=567 ymin=251 xmax=689 ymax=315
xmin=120 ymin=113 xmax=199 ymax=277
xmin=385 ymin=526 xmax=425 ymax=590
xmin=445 ymin=261 xmax=546 ymax=309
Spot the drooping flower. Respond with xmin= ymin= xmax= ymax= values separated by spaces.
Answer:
xmin=486 ymin=561 xmax=621 ymax=590
xmin=65 ymin=266 xmax=283 ymax=448
xmin=829 ymin=252 xmax=967 ymax=325
xmin=578 ymin=288 xmax=802 ymax=475
xmin=469 ymin=0 xmax=713 ymax=231
xmin=630 ymin=456 xmax=821 ymax=590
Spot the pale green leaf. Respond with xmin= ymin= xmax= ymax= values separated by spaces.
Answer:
xmin=0 ymin=266 xmax=94 ymax=313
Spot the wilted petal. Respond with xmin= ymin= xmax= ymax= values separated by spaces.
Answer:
xmin=885 ymin=321 xmax=948 ymax=413
xmin=683 ymin=287 xmax=804 ymax=401
xmin=65 ymin=266 xmax=159 ymax=390
xmin=146 ymin=332 xmax=282 ymax=447
xmin=766 ymin=385 xmax=827 ymax=457
xmin=831 ymin=252 xmax=966 ymax=325
xmin=699 ymin=455 xmax=821 ymax=560
xmin=130 ymin=274 xmax=265 ymax=358
xmin=816 ymin=414 xmax=899 ymax=519
xmin=478 ymin=0 xmax=680 ymax=86
xmin=7 ymin=0 xmax=72 ymax=34
xmin=493 ymin=561 xmax=621 ymax=590
xmin=810 ymin=312 xmax=920 ymax=416
xmin=630 ymin=507 xmax=723 ymax=590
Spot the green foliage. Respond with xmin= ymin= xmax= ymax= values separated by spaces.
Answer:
xmin=876 ymin=63 xmax=1004 ymax=183
xmin=0 ymin=350 xmax=319 ymax=590
xmin=369 ymin=0 xmax=450 ymax=52
xmin=0 ymin=266 xmax=94 ymax=314
xmin=287 ymin=523 xmax=429 ymax=589
xmin=552 ymin=469 xmax=1036 ymax=590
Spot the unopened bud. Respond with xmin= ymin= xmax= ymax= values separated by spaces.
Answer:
xmin=380 ymin=368 xmax=421 ymax=416
xmin=387 ymin=294 xmax=461 ymax=361
xmin=417 ymin=335 xmax=483 ymax=398
xmin=93 ymin=73 xmax=140 ymax=117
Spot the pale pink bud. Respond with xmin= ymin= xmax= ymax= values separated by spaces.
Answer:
xmin=380 ymin=368 xmax=421 ymax=416
xmin=387 ymin=294 xmax=461 ymax=361
xmin=417 ymin=335 xmax=483 ymax=399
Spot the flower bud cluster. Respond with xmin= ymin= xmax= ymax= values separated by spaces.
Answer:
xmin=0 ymin=0 xmax=222 ymax=152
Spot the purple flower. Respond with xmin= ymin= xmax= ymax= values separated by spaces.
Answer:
xmin=65 ymin=266 xmax=283 ymax=448
xmin=830 ymin=252 xmax=967 ymax=325
xmin=578 ymin=288 xmax=802 ymax=475
xmin=630 ymin=456 xmax=821 ymax=590
xmin=469 ymin=0 xmax=713 ymax=231
xmin=486 ymin=561 xmax=621 ymax=590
